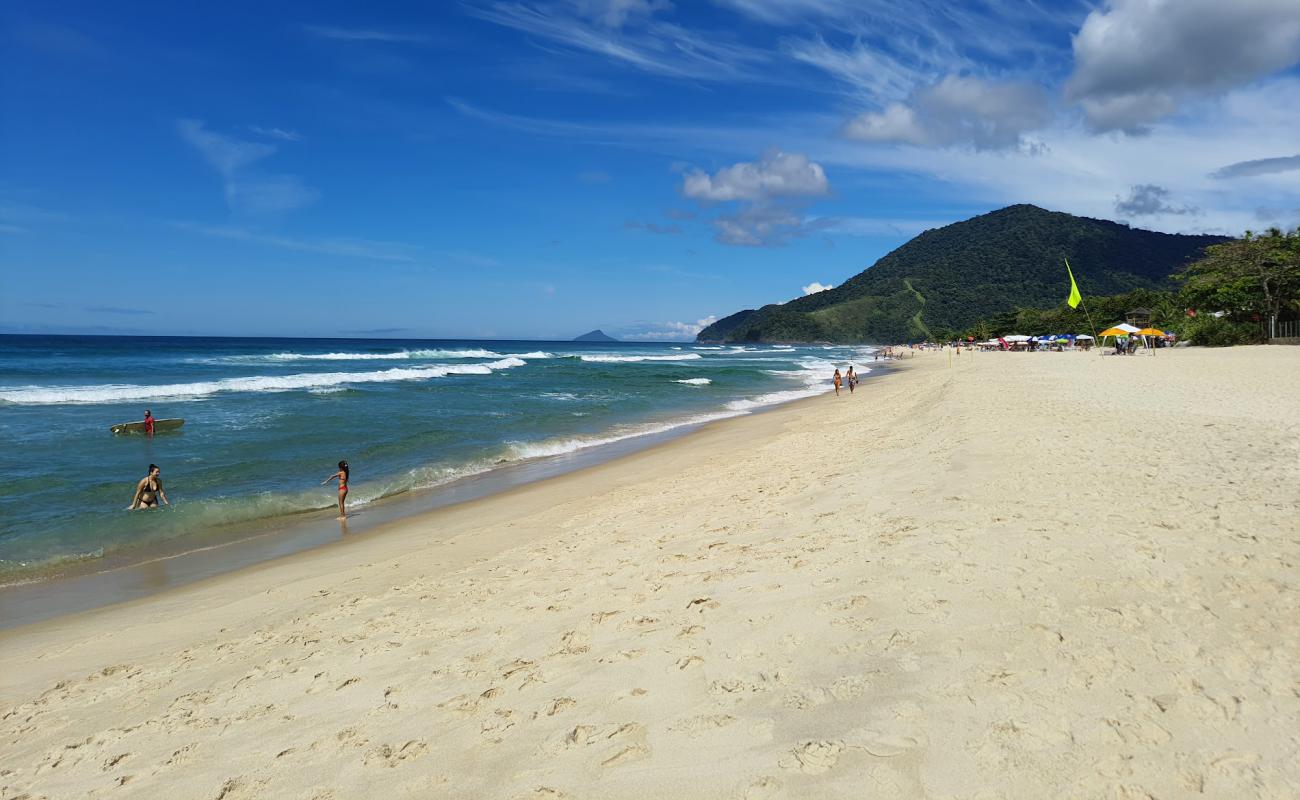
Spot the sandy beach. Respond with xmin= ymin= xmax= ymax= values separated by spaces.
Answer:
xmin=3 ymin=345 xmax=1297 ymax=799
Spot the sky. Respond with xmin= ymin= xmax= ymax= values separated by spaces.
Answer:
xmin=2 ymin=0 xmax=1299 ymax=340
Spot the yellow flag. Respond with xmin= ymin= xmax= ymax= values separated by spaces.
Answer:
xmin=1065 ymin=258 xmax=1082 ymax=309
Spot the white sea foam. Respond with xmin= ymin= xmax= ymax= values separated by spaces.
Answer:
xmin=579 ymin=353 xmax=703 ymax=363
xmin=723 ymin=357 xmax=864 ymax=411
xmin=229 ymin=347 xmax=551 ymax=362
xmin=0 ymin=358 xmax=529 ymax=405
xmin=693 ymin=346 xmax=724 ymax=350
xmin=506 ymin=411 xmax=743 ymax=460
xmin=674 ymin=378 xmax=712 ymax=385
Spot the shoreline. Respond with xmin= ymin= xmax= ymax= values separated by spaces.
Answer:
xmin=4 ymin=346 xmax=1295 ymax=799
xmin=0 ymin=363 xmax=893 ymax=630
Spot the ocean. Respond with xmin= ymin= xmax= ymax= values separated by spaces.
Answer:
xmin=0 ymin=335 xmax=877 ymax=586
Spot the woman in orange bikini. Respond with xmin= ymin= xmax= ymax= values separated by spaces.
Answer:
xmin=322 ymin=460 xmax=350 ymax=519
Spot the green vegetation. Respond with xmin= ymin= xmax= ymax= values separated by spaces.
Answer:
xmin=1176 ymin=228 xmax=1300 ymax=327
xmin=939 ymin=228 xmax=1300 ymax=347
xmin=697 ymin=204 xmax=1228 ymax=343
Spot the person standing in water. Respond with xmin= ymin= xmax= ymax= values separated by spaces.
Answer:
xmin=833 ymin=368 xmax=842 ymax=396
xmin=143 ymin=409 xmax=155 ymax=436
xmin=322 ymin=460 xmax=350 ymax=519
xmin=128 ymin=463 xmax=169 ymax=510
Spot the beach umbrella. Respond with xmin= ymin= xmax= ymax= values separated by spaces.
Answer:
xmin=1075 ymin=334 xmax=1094 ymax=340
xmin=1003 ymin=334 xmax=1031 ymax=342
xmin=1137 ymin=328 xmax=1165 ymax=336
xmin=1098 ymin=326 xmax=1131 ymax=337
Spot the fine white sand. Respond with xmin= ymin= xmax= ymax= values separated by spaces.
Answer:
xmin=2 ymin=346 xmax=1297 ymax=799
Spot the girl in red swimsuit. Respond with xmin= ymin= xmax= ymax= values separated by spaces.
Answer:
xmin=322 ymin=460 xmax=350 ymax=519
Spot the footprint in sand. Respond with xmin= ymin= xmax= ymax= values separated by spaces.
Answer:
xmin=735 ymin=776 xmax=782 ymax=799
xmin=844 ymin=728 xmax=923 ymax=757
xmin=670 ymin=714 xmax=736 ymax=736
xmin=363 ymin=739 xmax=428 ymax=768
xmin=780 ymin=740 xmax=844 ymax=774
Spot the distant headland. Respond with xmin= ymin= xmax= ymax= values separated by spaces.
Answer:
xmin=573 ymin=329 xmax=618 ymax=342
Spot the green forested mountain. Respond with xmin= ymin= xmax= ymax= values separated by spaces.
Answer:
xmin=697 ymin=205 xmax=1229 ymax=343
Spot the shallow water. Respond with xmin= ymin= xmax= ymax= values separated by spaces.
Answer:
xmin=0 ymin=335 xmax=877 ymax=582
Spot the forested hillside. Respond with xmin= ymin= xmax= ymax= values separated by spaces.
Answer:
xmin=698 ymin=205 xmax=1228 ymax=343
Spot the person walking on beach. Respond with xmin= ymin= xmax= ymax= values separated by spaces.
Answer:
xmin=322 ymin=460 xmax=350 ymax=519
xmin=846 ymin=366 xmax=857 ymax=393
xmin=128 ymin=463 xmax=169 ymax=510
xmin=143 ymin=409 xmax=155 ymax=436
xmin=833 ymin=368 xmax=842 ymax=396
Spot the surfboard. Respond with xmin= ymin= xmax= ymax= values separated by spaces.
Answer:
xmin=111 ymin=418 xmax=185 ymax=435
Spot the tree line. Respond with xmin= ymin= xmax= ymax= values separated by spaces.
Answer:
xmin=929 ymin=227 xmax=1300 ymax=346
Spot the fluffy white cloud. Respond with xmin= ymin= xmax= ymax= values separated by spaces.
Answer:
xmin=843 ymin=75 xmax=1051 ymax=150
xmin=806 ymin=78 xmax=1300 ymax=235
xmin=682 ymin=150 xmax=829 ymax=202
xmin=682 ymin=150 xmax=832 ymax=246
xmin=622 ymin=315 xmax=718 ymax=340
xmin=1067 ymin=0 xmax=1300 ymax=132
xmin=802 ymin=281 xmax=834 ymax=295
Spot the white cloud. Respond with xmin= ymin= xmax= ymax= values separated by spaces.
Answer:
xmin=1211 ymin=154 xmax=1300 ymax=179
xmin=177 ymin=120 xmax=317 ymax=214
xmin=302 ymin=25 xmax=433 ymax=44
xmin=249 ymin=126 xmax=303 ymax=142
xmin=177 ymin=119 xmax=273 ymax=174
xmin=844 ymin=75 xmax=1051 ymax=150
xmin=1114 ymin=184 xmax=1197 ymax=217
xmin=576 ymin=0 xmax=672 ymax=28
xmin=171 ymin=222 xmax=418 ymax=262
xmin=682 ymin=150 xmax=832 ymax=246
xmin=1067 ymin=0 xmax=1300 ymax=132
xmin=622 ymin=315 xmax=718 ymax=340
xmin=463 ymin=2 xmax=771 ymax=82
xmin=682 ymin=150 xmax=829 ymax=201
xmin=804 ymin=78 xmax=1300 ymax=235
xmin=783 ymin=35 xmax=922 ymax=103
xmin=802 ymin=281 xmax=834 ymax=295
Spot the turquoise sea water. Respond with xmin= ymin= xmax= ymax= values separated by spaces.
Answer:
xmin=0 ymin=335 xmax=876 ymax=583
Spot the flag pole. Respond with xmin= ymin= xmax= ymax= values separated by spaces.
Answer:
xmin=1065 ymin=257 xmax=1100 ymax=350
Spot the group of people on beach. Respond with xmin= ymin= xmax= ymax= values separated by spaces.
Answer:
xmin=125 ymin=410 xmax=352 ymax=519
xmin=832 ymin=366 xmax=858 ymax=396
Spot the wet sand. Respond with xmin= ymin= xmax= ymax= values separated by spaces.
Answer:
xmin=2 ymin=346 xmax=1297 ymax=799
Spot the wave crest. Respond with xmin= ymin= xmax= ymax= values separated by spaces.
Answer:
xmin=579 ymin=353 xmax=702 ymax=363
xmin=0 ymin=358 xmax=528 ymax=405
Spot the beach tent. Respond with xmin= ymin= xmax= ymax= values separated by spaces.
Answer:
xmin=1075 ymin=334 xmax=1094 ymax=340
xmin=1099 ymin=323 xmax=1148 ymax=354
xmin=1003 ymin=335 xmax=1031 ymax=342
xmin=1135 ymin=327 xmax=1167 ymax=354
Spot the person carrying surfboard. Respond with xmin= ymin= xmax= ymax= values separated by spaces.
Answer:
xmin=128 ymin=464 xmax=170 ymax=510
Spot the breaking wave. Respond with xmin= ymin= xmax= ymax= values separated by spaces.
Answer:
xmin=0 ymin=358 xmax=528 ymax=405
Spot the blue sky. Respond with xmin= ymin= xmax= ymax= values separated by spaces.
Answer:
xmin=3 ymin=1 xmax=1299 ymax=340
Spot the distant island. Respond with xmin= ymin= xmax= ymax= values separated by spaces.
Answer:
xmin=698 ymin=204 xmax=1228 ymax=344
xmin=573 ymin=329 xmax=618 ymax=342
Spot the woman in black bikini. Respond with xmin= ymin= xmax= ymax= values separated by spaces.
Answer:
xmin=322 ymin=460 xmax=350 ymax=519
xmin=128 ymin=463 xmax=170 ymax=510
